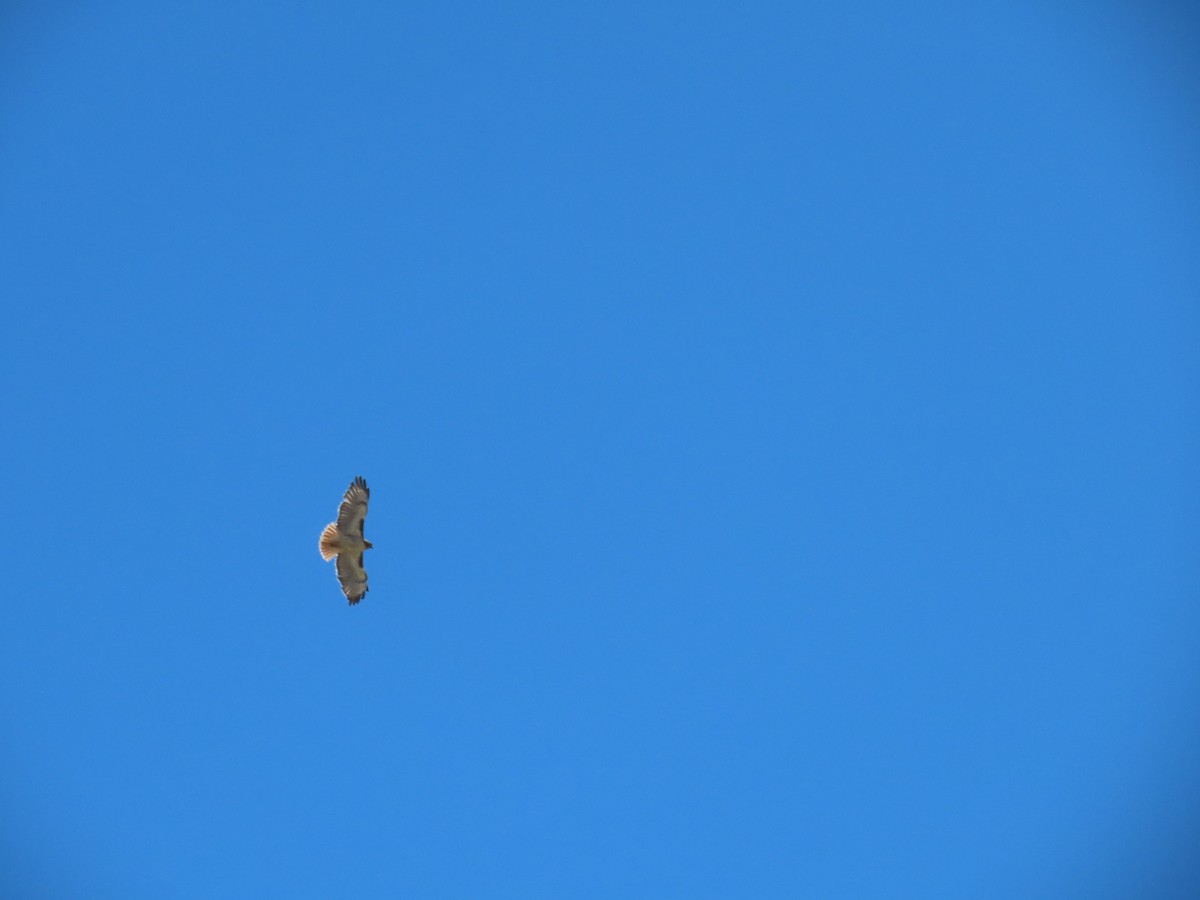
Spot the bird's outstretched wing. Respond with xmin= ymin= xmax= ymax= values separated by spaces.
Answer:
xmin=336 ymin=552 xmax=369 ymax=605
xmin=337 ymin=475 xmax=370 ymax=538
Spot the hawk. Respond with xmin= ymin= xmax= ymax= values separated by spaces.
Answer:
xmin=319 ymin=476 xmax=373 ymax=604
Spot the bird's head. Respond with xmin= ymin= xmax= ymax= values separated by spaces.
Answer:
xmin=364 ymin=540 xmax=374 ymax=550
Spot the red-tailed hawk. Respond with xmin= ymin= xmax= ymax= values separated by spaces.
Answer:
xmin=319 ymin=476 xmax=373 ymax=605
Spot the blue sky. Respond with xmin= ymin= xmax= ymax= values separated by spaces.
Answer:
xmin=2 ymin=2 xmax=1199 ymax=897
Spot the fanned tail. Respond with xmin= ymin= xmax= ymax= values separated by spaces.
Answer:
xmin=319 ymin=523 xmax=340 ymax=561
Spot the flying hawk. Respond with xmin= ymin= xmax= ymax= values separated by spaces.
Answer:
xmin=319 ymin=476 xmax=373 ymax=604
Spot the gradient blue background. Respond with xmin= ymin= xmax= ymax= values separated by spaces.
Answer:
xmin=3 ymin=2 xmax=1199 ymax=897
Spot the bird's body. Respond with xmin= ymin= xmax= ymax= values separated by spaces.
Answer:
xmin=319 ymin=526 xmax=371 ymax=559
xmin=319 ymin=476 xmax=373 ymax=604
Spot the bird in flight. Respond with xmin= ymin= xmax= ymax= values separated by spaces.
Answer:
xmin=319 ymin=476 xmax=373 ymax=605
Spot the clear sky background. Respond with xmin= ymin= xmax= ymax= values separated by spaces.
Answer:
xmin=2 ymin=2 xmax=1199 ymax=897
